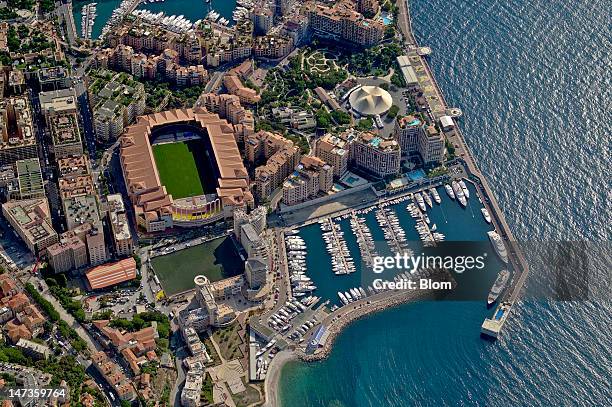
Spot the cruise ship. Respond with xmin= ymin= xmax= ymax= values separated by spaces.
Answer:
xmin=487 ymin=230 xmax=508 ymax=263
xmin=487 ymin=269 xmax=510 ymax=305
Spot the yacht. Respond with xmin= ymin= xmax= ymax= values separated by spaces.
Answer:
xmin=459 ymin=179 xmax=470 ymax=199
xmin=414 ymin=192 xmax=426 ymax=212
xmin=430 ymin=187 xmax=442 ymax=204
xmin=487 ymin=230 xmax=508 ymax=263
xmin=338 ymin=292 xmax=348 ymax=305
xmin=452 ymin=181 xmax=467 ymax=207
xmin=444 ymin=184 xmax=455 ymax=200
xmin=423 ymin=191 xmax=433 ymax=207
xmin=487 ymin=269 xmax=510 ymax=305
xmin=481 ymin=208 xmax=492 ymax=223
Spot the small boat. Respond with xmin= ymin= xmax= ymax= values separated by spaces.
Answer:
xmin=487 ymin=230 xmax=508 ymax=263
xmin=487 ymin=269 xmax=510 ymax=305
xmin=481 ymin=208 xmax=492 ymax=224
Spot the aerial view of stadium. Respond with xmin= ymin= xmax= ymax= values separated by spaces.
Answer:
xmin=119 ymin=108 xmax=253 ymax=232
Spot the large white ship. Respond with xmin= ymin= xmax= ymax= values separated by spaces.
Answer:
xmin=487 ymin=230 xmax=508 ymax=263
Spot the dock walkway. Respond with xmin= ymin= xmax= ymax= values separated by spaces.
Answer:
xmin=321 ymin=218 xmax=353 ymax=275
xmin=349 ymin=212 xmax=375 ymax=266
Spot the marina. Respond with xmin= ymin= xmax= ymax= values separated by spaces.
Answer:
xmin=81 ymin=3 xmax=98 ymax=39
xmin=73 ymin=0 xmax=238 ymax=39
xmin=281 ymin=181 xmax=506 ymax=309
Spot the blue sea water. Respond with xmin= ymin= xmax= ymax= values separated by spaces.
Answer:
xmin=278 ymin=0 xmax=611 ymax=405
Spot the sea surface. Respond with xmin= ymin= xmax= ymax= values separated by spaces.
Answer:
xmin=279 ymin=0 xmax=611 ymax=406
xmin=73 ymin=0 xmax=236 ymax=39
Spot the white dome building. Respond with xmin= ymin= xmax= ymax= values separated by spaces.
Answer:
xmin=349 ymin=85 xmax=393 ymax=116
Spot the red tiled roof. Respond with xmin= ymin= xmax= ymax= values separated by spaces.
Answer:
xmin=86 ymin=258 xmax=137 ymax=290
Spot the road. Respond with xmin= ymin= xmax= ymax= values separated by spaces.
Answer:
xmin=73 ymin=77 xmax=97 ymax=158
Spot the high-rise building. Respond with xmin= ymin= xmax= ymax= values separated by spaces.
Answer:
xmin=307 ymin=1 xmax=385 ymax=47
xmin=0 ymin=97 xmax=37 ymax=166
xmin=252 ymin=7 xmax=274 ymax=35
xmin=246 ymin=131 xmax=300 ymax=202
xmin=2 ymin=198 xmax=58 ymax=255
xmin=49 ymin=113 xmax=83 ymax=159
xmin=357 ymin=0 xmax=380 ymax=16
xmin=314 ymin=132 xmax=353 ymax=177
xmin=106 ymin=194 xmax=133 ymax=257
xmin=350 ymin=132 xmax=400 ymax=178
xmin=39 ymin=89 xmax=78 ymax=124
xmin=394 ymin=115 xmax=445 ymax=165
xmin=46 ymin=233 xmax=88 ymax=273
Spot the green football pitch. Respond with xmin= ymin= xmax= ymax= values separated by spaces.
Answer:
xmin=152 ymin=142 xmax=205 ymax=199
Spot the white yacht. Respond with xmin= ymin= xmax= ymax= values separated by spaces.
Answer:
xmin=481 ymin=208 xmax=492 ymax=223
xmin=430 ymin=187 xmax=442 ymax=204
xmin=452 ymin=181 xmax=467 ymax=207
xmin=423 ymin=191 xmax=433 ymax=207
xmin=445 ymin=184 xmax=455 ymax=200
xmin=414 ymin=192 xmax=427 ymax=212
xmin=487 ymin=230 xmax=508 ymax=263
xmin=459 ymin=179 xmax=470 ymax=199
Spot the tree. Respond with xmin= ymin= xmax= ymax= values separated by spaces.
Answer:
xmin=356 ymin=118 xmax=374 ymax=131
xmin=387 ymin=105 xmax=400 ymax=118
xmin=315 ymin=108 xmax=332 ymax=129
xmin=331 ymin=110 xmax=351 ymax=125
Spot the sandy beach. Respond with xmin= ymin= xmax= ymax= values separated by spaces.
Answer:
xmin=264 ymin=350 xmax=297 ymax=407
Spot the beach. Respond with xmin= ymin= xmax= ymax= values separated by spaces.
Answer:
xmin=264 ymin=350 xmax=297 ymax=407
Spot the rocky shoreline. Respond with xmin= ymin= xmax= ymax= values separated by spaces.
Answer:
xmin=298 ymin=280 xmax=450 ymax=362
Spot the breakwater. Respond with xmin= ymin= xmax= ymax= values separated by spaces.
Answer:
xmin=299 ymin=269 xmax=455 ymax=362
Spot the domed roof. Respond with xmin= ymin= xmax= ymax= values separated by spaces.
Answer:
xmin=349 ymin=86 xmax=393 ymax=116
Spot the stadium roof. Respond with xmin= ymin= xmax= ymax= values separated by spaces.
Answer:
xmin=349 ymin=86 xmax=393 ymax=116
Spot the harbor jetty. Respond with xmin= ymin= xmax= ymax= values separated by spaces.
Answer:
xmin=299 ymin=268 xmax=454 ymax=362
xmin=397 ymin=1 xmax=529 ymax=338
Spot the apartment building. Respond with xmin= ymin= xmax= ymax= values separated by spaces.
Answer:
xmin=2 ymin=198 xmax=58 ymax=255
xmin=39 ymin=88 xmax=78 ymax=124
xmin=49 ymin=113 xmax=84 ymax=159
xmin=394 ymin=115 xmax=445 ymax=165
xmin=88 ymin=70 xmax=146 ymax=141
xmin=0 ymin=97 xmax=38 ymax=166
xmin=350 ymin=132 xmax=400 ymax=178
xmin=314 ymin=132 xmax=354 ymax=177
xmin=246 ymin=131 xmax=301 ymax=202
xmin=307 ymin=1 xmax=385 ymax=47
xmin=282 ymin=156 xmax=333 ymax=205
xmin=106 ymin=194 xmax=133 ymax=257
